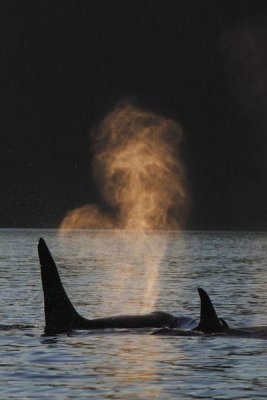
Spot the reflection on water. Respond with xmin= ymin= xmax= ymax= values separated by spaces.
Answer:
xmin=1 ymin=230 xmax=267 ymax=398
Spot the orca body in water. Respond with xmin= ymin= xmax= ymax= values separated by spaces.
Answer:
xmin=38 ymin=238 xmax=196 ymax=335
xmin=154 ymin=288 xmax=267 ymax=339
xmin=0 ymin=324 xmax=35 ymax=331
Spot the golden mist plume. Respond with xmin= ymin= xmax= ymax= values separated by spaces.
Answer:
xmin=59 ymin=102 xmax=189 ymax=313
xmin=60 ymin=102 xmax=189 ymax=231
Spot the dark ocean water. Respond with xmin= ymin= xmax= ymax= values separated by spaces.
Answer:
xmin=1 ymin=229 xmax=267 ymax=399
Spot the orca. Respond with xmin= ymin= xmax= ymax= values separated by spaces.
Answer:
xmin=154 ymin=289 xmax=267 ymax=339
xmin=154 ymin=288 xmax=228 ymax=336
xmin=38 ymin=238 xmax=195 ymax=335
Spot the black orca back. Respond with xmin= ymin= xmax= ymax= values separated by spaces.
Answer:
xmin=38 ymin=238 xmax=178 ymax=334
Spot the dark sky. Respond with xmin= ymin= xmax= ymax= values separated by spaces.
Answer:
xmin=1 ymin=0 xmax=267 ymax=229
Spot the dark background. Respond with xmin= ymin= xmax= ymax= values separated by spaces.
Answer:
xmin=1 ymin=0 xmax=267 ymax=229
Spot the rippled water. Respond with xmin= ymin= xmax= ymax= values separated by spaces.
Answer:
xmin=1 ymin=229 xmax=267 ymax=399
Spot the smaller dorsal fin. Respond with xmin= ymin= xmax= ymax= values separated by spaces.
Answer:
xmin=195 ymin=288 xmax=225 ymax=333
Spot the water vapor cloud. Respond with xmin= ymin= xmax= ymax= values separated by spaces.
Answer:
xmin=60 ymin=102 xmax=189 ymax=231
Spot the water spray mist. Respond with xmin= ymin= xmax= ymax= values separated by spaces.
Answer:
xmin=59 ymin=102 xmax=189 ymax=312
xmin=60 ymin=102 xmax=189 ymax=230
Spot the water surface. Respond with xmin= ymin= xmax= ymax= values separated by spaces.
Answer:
xmin=1 ymin=229 xmax=267 ymax=399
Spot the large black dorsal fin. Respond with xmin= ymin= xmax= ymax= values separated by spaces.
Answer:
xmin=38 ymin=238 xmax=82 ymax=334
xmin=195 ymin=288 xmax=224 ymax=333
